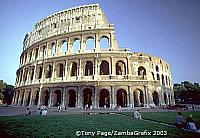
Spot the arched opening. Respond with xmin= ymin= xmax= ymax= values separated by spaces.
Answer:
xmin=100 ymin=36 xmax=109 ymax=49
xmin=165 ymin=76 xmax=168 ymax=86
xmin=156 ymin=65 xmax=159 ymax=72
xmin=99 ymin=89 xmax=110 ymax=107
xmin=51 ymin=43 xmax=56 ymax=55
xmin=58 ymin=63 xmax=64 ymax=77
xmin=152 ymin=91 xmax=159 ymax=106
xmin=133 ymin=89 xmax=144 ymax=107
xmin=46 ymin=65 xmax=53 ymax=78
xmin=85 ymin=61 xmax=93 ymax=76
xmin=164 ymin=93 xmax=167 ymax=104
xmin=100 ymin=60 xmax=109 ymax=75
xmin=43 ymin=46 xmax=47 ymax=57
xmin=73 ymin=39 xmax=80 ymax=53
xmin=83 ymin=88 xmax=92 ymax=108
xmin=157 ymin=73 xmax=160 ymax=80
xmin=140 ymin=91 xmax=144 ymax=107
xmin=138 ymin=66 xmax=146 ymax=76
xmin=30 ymin=68 xmax=34 ymax=81
xmin=162 ymin=74 xmax=165 ymax=85
xmin=53 ymin=90 xmax=61 ymax=107
xmin=168 ymin=94 xmax=171 ymax=105
xmin=116 ymin=61 xmax=126 ymax=75
xmin=21 ymin=92 xmax=24 ymax=106
xmin=152 ymin=72 xmax=155 ymax=80
xmin=26 ymin=92 xmax=31 ymax=106
xmin=44 ymin=90 xmax=49 ymax=106
xmin=86 ymin=37 xmax=94 ymax=51
xmin=34 ymin=90 xmax=39 ymax=105
xmin=62 ymin=41 xmax=68 ymax=54
xmin=68 ymin=90 xmax=76 ymax=107
xmin=117 ymin=89 xmax=127 ymax=107
xmin=38 ymin=66 xmax=42 ymax=79
xmin=71 ymin=62 xmax=77 ymax=76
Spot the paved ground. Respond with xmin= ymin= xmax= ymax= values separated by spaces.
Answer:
xmin=0 ymin=104 xmax=199 ymax=116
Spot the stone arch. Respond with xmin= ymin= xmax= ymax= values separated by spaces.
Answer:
xmin=41 ymin=90 xmax=49 ymax=106
xmin=100 ymin=36 xmax=109 ymax=49
xmin=71 ymin=62 xmax=77 ymax=76
xmin=26 ymin=91 xmax=31 ymax=106
xmin=30 ymin=67 xmax=34 ymax=81
xmin=138 ymin=66 xmax=146 ymax=76
xmin=99 ymin=89 xmax=110 ymax=107
xmin=86 ymin=37 xmax=94 ymax=51
xmin=61 ymin=40 xmax=68 ymax=54
xmin=83 ymin=88 xmax=92 ymax=108
xmin=85 ymin=61 xmax=93 ymax=76
xmin=152 ymin=91 xmax=159 ymax=106
xmin=52 ymin=90 xmax=61 ymax=107
xmin=157 ymin=73 xmax=160 ymax=80
xmin=100 ymin=60 xmax=109 ymax=75
xmin=156 ymin=65 xmax=159 ymax=72
xmin=43 ymin=45 xmax=47 ymax=57
xmin=57 ymin=63 xmax=64 ymax=77
xmin=162 ymin=74 xmax=165 ymax=85
xmin=51 ymin=42 xmax=56 ymax=55
xmin=151 ymin=72 xmax=155 ymax=80
xmin=164 ymin=93 xmax=167 ymax=104
xmin=46 ymin=64 xmax=53 ymax=78
xmin=73 ymin=38 xmax=80 ymax=53
xmin=21 ymin=91 xmax=25 ymax=106
xmin=116 ymin=60 xmax=126 ymax=75
xmin=68 ymin=89 xmax=76 ymax=107
xmin=34 ymin=90 xmax=39 ymax=105
xmin=116 ymin=89 xmax=127 ymax=107
xmin=133 ymin=89 xmax=144 ymax=107
xmin=37 ymin=66 xmax=43 ymax=79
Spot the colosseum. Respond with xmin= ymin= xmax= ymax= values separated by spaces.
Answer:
xmin=12 ymin=4 xmax=174 ymax=109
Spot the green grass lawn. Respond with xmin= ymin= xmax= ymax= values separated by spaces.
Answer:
xmin=0 ymin=112 xmax=200 ymax=138
xmin=120 ymin=111 xmax=200 ymax=125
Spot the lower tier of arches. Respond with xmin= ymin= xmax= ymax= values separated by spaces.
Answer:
xmin=12 ymin=85 xmax=175 ymax=108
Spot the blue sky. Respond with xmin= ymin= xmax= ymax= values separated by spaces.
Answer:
xmin=0 ymin=0 xmax=200 ymax=85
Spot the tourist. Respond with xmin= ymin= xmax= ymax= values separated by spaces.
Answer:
xmin=186 ymin=115 xmax=197 ymax=131
xmin=57 ymin=103 xmax=61 ymax=112
xmin=175 ymin=112 xmax=185 ymax=128
xmin=25 ymin=108 xmax=31 ymax=115
xmin=42 ymin=109 xmax=48 ymax=115
xmin=133 ymin=109 xmax=142 ymax=119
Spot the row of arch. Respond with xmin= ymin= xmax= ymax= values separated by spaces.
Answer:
xmin=17 ymin=59 xmax=148 ymax=85
xmin=21 ymin=36 xmax=110 ymax=66
xmin=13 ymin=88 xmax=173 ymax=108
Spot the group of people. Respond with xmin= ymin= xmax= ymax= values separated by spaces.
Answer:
xmin=175 ymin=112 xmax=198 ymax=131
xmin=37 ymin=105 xmax=48 ymax=115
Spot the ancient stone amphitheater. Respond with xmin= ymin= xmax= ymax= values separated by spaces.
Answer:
xmin=12 ymin=4 xmax=174 ymax=109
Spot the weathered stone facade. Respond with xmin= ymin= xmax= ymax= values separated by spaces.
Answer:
xmin=12 ymin=4 xmax=174 ymax=109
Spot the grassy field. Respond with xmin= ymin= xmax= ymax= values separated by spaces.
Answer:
xmin=0 ymin=112 xmax=200 ymax=138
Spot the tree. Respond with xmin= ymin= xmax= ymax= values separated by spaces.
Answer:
xmin=0 ymin=80 xmax=6 ymax=100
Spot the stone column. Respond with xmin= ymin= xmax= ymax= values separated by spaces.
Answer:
xmin=111 ymin=86 xmax=116 ymax=108
xmin=94 ymin=57 xmax=98 ymax=80
xmin=22 ymin=89 xmax=27 ymax=106
xmin=144 ymin=85 xmax=149 ymax=107
xmin=52 ymin=62 xmax=56 ymax=81
xmin=62 ymin=87 xmax=66 ymax=106
xmin=78 ymin=59 xmax=82 ymax=80
xmin=28 ymin=91 xmax=33 ymax=106
xmin=37 ymin=85 xmax=43 ymax=107
xmin=64 ymin=60 xmax=68 ymax=81
xmin=17 ymin=91 xmax=21 ymax=106
xmin=48 ymin=87 xmax=52 ymax=107
xmin=93 ymin=86 xmax=97 ymax=108
xmin=11 ymin=92 xmax=16 ymax=105
xmin=110 ymin=56 xmax=114 ymax=76
xmin=33 ymin=63 xmax=37 ymax=83
xmin=128 ymin=86 xmax=133 ymax=108
xmin=94 ymin=33 xmax=99 ymax=51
